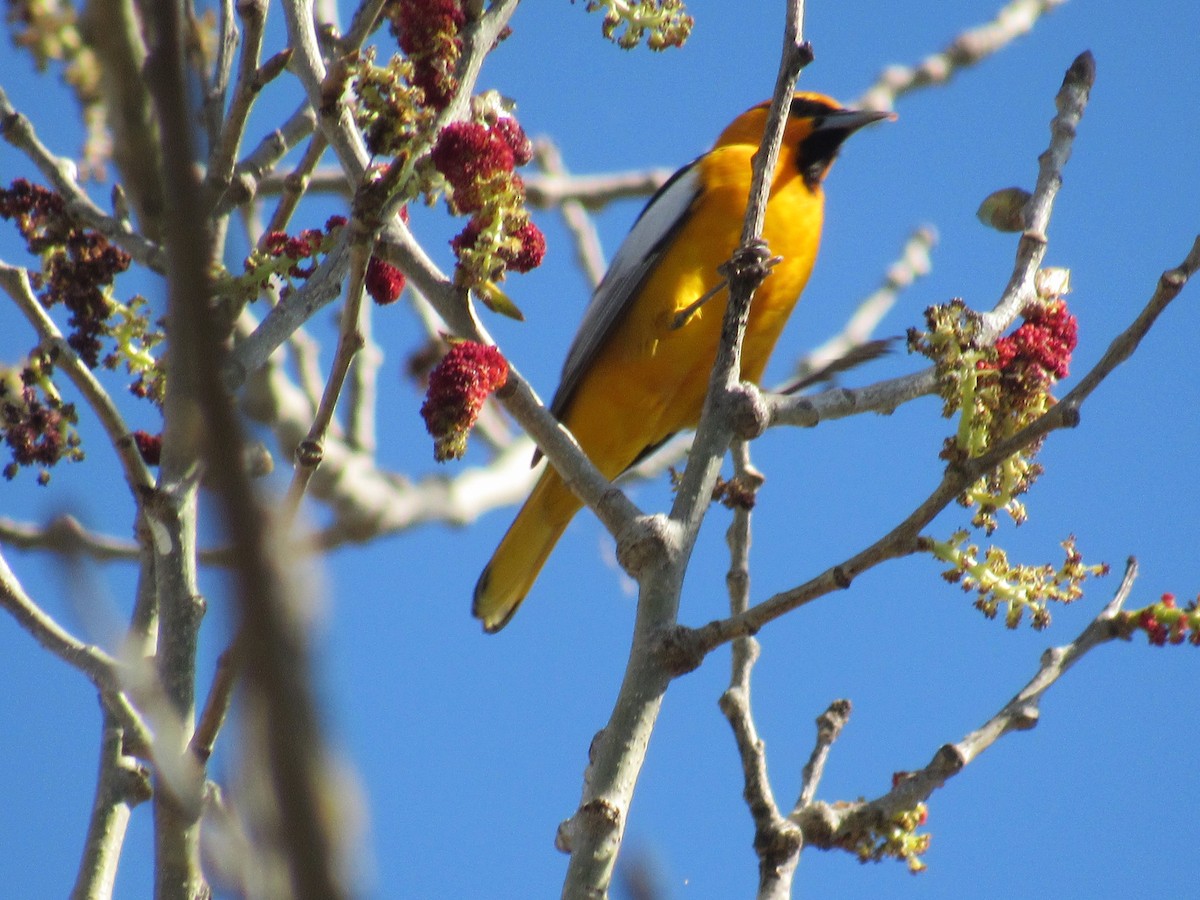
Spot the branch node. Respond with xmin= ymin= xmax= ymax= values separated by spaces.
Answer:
xmin=1011 ymin=703 xmax=1040 ymax=730
xmin=831 ymin=565 xmax=853 ymax=590
xmin=295 ymin=439 xmax=324 ymax=468
xmin=614 ymin=513 xmax=671 ymax=580
xmin=654 ymin=624 xmax=706 ymax=677
xmin=727 ymin=382 xmax=770 ymax=441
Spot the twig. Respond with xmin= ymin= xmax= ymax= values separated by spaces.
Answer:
xmin=0 ymin=514 xmax=143 ymax=562
xmin=0 ymin=87 xmax=163 ymax=269
xmin=70 ymin=709 xmax=152 ymax=900
xmin=793 ymin=559 xmax=1139 ymax=853
xmin=0 ymin=549 xmax=152 ymax=750
xmin=190 ymin=631 xmax=246 ymax=763
xmin=786 ymin=225 xmax=936 ymax=386
xmin=281 ymin=237 xmax=371 ymax=521
xmin=215 ymin=103 xmax=320 ymax=218
xmin=558 ymin=5 xmax=813 ymax=896
xmin=533 ymin=140 xmax=609 ymax=288
xmin=855 ymin=0 xmax=1068 ymax=111
xmin=203 ymin=0 xmax=269 ymax=207
xmin=796 ymin=700 xmax=852 ymax=809
xmin=716 ymin=443 xmax=803 ymax=899
xmin=261 ymin=133 xmax=330 ymax=239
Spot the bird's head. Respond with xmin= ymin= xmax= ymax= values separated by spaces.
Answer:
xmin=717 ymin=92 xmax=895 ymax=190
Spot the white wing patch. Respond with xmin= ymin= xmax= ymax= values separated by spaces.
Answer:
xmin=548 ymin=162 xmax=702 ymax=422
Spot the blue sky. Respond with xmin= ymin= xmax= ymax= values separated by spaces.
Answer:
xmin=2 ymin=1 xmax=1198 ymax=897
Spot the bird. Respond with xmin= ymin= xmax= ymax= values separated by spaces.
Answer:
xmin=473 ymin=92 xmax=892 ymax=632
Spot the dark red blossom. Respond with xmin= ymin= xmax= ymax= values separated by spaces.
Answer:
xmin=0 ymin=375 xmax=81 ymax=482
xmin=262 ymin=227 xmax=327 ymax=278
xmin=420 ymin=341 xmax=508 ymax=462
xmin=431 ymin=122 xmax=517 ymax=213
xmin=505 ymin=220 xmax=546 ymax=272
xmin=1139 ymin=607 xmax=1170 ymax=646
xmin=132 ymin=430 xmax=162 ymax=466
xmin=1 ymin=180 xmax=131 ymax=368
xmin=387 ymin=0 xmax=465 ymax=109
xmin=366 ymin=257 xmax=406 ymax=305
xmin=451 ymin=216 xmax=545 ymax=275
xmin=985 ymin=301 xmax=1078 ymax=385
xmin=490 ymin=116 xmax=533 ymax=166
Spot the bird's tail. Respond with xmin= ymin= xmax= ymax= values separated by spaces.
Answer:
xmin=473 ymin=466 xmax=582 ymax=632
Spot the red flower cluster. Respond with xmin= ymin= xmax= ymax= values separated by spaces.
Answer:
xmin=365 ymin=207 xmax=409 ymax=306
xmin=430 ymin=118 xmax=544 ymax=288
xmin=420 ymin=341 xmax=508 ymax=462
xmin=0 ymin=179 xmax=131 ymax=368
xmin=983 ymin=300 xmax=1078 ymax=392
xmin=430 ymin=120 xmax=533 ymax=214
xmin=1 ymin=372 xmax=81 ymax=483
xmin=450 ymin=217 xmax=545 ymax=275
xmin=260 ymin=215 xmax=347 ymax=280
xmin=387 ymin=0 xmax=466 ymax=109
xmin=1128 ymin=593 xmax=1200 ymax=647
xmin=132 ymin=429 xmax=162 ymax=466
xmin=366 ymin=257 xmax=406 ymax=305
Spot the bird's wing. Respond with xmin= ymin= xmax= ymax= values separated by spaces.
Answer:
xmin=547 ymin=159 xmax=703 ymax=424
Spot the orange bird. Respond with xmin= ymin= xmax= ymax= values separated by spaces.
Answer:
xmin=474 ymin=93 xmax=891 ymax=631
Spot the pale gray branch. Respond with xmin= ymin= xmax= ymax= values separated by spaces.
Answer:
xmin=855 ymin=0 xmax=1068 ymax=111
xmin=792 ymin=559 xmax=1139 ymax=855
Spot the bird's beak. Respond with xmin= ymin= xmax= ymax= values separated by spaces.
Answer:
xmin=815 ymin=107 xmax=897 ymax=136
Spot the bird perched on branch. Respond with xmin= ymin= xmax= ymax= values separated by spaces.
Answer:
xmin=474 ymin=92 xmax=892 ymax=632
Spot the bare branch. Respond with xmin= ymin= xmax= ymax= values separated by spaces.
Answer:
xmin=793 ymin=559 xmax=1140 ymax=854
xmin=280 ymin=235 xmax=371 ymax=520
xmin=717 ymin=444 xmax=803 ymax=899
xmin=796 ymin=700 xmax=852 ymax=810
xmin=0 ymin=87 xmax=164 ymax=269
xmin=559 ymin=5 xmax=813 ymax=896
xmin=855 ymin=0 xmax=1068 ymax=111
xmin=70 ymin=710 xmax=152 ymax=900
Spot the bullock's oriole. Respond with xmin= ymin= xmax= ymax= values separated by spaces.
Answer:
xmin=474 ymin=93 xmax=890 ymax=632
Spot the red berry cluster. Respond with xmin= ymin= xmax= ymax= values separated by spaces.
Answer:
xmin=0 ymin=180 xmax=131 ymax=368
xmin=430 ymin=118 xmax=544 ymax=289
xmin=0 ymin=364 xmax=82 ymax=483
xmin=386 ymin=0 xmax=466 ymax=110
xmin=420 ymin=340 xmax=508 ymax=462
xmin=1119 ymin=593 xmax=1200 ymax=647
xmin=980 ymin=300 xmax=1078 ymax=398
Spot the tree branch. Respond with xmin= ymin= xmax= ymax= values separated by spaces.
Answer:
xmin=558 ymin=4 xmax=813 ymax=896
xmin=70 ymin=709 xmax=152 ymax=900
xmin=855 ymin=0 xmax=1068 ymax=111
xmin=794 ymin=559 xmax=1140 ymax=855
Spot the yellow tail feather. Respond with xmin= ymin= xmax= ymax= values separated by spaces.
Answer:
xmin=473 ymin=466 xmax=583 ymax=632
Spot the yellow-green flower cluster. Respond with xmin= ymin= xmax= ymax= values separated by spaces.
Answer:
xmin=930 ymin=532 xmax=1108 ymax=629
xmin=848 ymin=803 xmax=931 ymax=874
xmin=583 ymin=0 xmax=693 ymax=50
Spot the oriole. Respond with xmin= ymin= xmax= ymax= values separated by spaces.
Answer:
xmin=474 ymin=93 xmax=891 ymax=632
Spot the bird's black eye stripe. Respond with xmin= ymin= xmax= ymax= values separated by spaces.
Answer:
xmin=788 ymin=96 xmax=840 ymax=119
